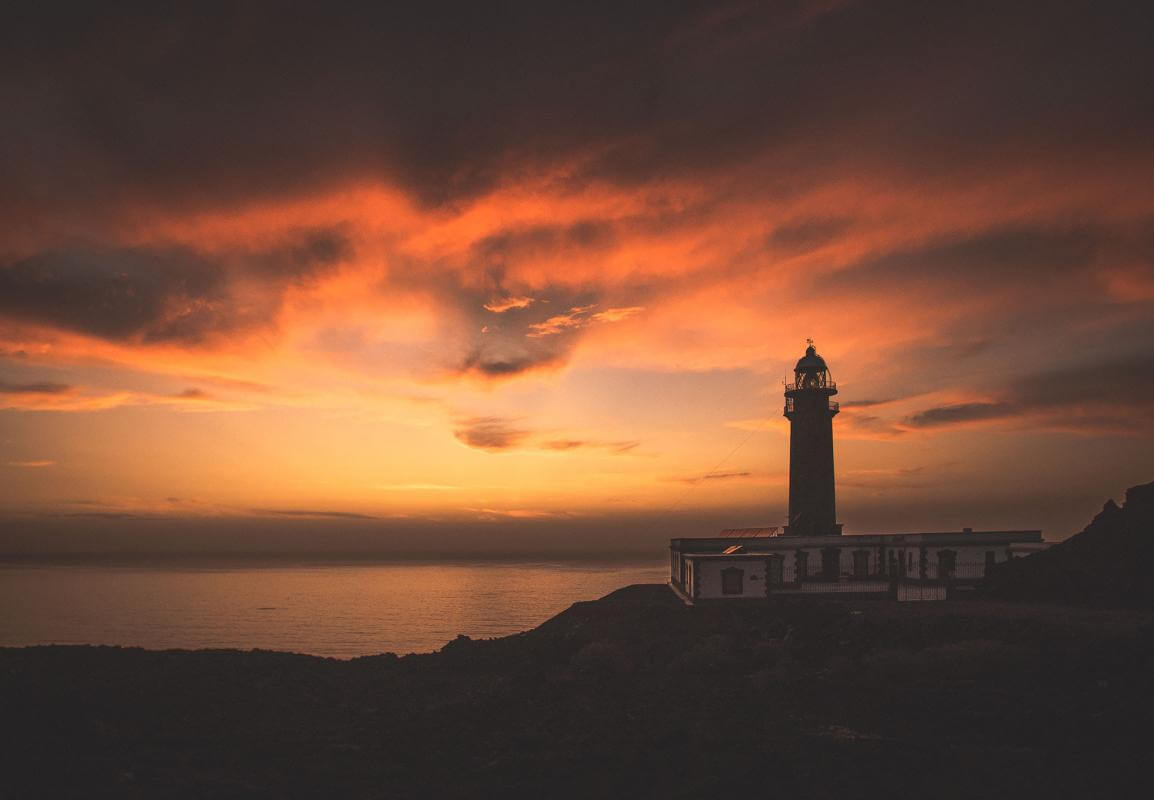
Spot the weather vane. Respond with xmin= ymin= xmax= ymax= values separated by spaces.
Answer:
xmin=806 ymin=337 xmax=814 ymax=348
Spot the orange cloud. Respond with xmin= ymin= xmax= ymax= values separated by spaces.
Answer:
xmin=483 ymin=296 xmax=536 ymax=313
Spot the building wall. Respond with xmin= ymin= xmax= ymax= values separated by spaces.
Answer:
xmin=678 ymin=540 xmax=1020 ymax=588
xmin=672 ymin=533 xmax=1039 ymax=602
xmin=778 ymin=542 xmax=1015 ymax=581
xmin=691 ymin=559 xmax=767 ymax=600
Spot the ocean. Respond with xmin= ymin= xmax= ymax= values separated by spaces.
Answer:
xmin=0 ymin=559 xmax=667 ymax=658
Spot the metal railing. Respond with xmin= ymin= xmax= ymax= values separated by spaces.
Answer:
xmin=783 ymin=398 xmax=838 ymax=415
xmin=784 ymin=380 xmax=837 ymax=392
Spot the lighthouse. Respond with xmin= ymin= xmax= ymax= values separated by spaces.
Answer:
xmin=783 ymin=341 xmax=842 ymax=537
xmin=668 ymin=340 xmax=1045 ymax=603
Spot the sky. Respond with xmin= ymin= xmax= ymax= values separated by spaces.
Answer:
xmin=1 ymin=1 xmax=1152 ymax=557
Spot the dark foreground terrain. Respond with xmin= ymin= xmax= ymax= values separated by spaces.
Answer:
xmin=3 ymin=587 xmax=1154 ymax=799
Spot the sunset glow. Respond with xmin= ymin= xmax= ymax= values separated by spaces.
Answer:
xmin=2 ymin=1 xmax=1152 ymax=554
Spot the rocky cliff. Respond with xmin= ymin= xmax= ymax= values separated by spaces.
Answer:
xmin=986 ymin=481 xmax=1154 ymax=607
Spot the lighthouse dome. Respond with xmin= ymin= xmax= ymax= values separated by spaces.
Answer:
xmin=794 ymin=344 xmax=828 ymax=373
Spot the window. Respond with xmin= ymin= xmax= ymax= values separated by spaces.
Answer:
xmin=721 ymin=567 xmax=745 ymax=595
xmin=853 ymin=550 xmax=870 ymax=578
xmin=821 ymin=548 xmax=840 ymax=580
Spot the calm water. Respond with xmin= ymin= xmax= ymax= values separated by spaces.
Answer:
xmin=0 ymin=560 xmax=667 ymax=658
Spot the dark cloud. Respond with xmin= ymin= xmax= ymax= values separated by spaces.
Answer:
xmin=0 ymin=228 xmax=351 ymax=343
xmin=0 ymin=380 xmax=72 ymax=395
xmin=0 ymin=246 xmax=229 ymax=342
xmin=768 ymin=217 xmax=852 ymax=252
xmin=2 ymin=1 xmax=1149 ymax=224
xmin=453 ymin=417 xmax=532 ymax=452
xmin=246 ymin=228 xmax=353 ymax=280
xmin=446 ymin=282 xmax=626 ymax=380
xmin=1015 ymin=354 xmax=1154 ymax=410
xmin=904 ymin=353 xmax=1154 ymax=432
xmin=905 ymin=402 xmax=1013 ymax=428
xmin=701 ymin=471 xmax=751 ymax=481
xmin=472 ymin=220 xmax=618 ymax=266
xmin=459 ymin=347 xmax=566 ymax=379
xmin=840 ymin=399 xmax=897 ymax=409
xmin=827 ymin=227 xmax=1104 ymax=298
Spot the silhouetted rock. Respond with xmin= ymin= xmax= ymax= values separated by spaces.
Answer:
xmin=986 ymin=480 xmax=1154 ymax=607
xmin=3 ymin=587 xmax=1154 ymax=798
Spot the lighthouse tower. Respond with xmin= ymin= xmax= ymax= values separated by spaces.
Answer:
xmin=783 ymin=341 xmax=842 ymax=537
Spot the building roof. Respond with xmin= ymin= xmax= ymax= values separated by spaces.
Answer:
xmin=672 ymin=529 xmax=1044 ymax=553
xmin=718 ymin=527 xmax=781 ymax=538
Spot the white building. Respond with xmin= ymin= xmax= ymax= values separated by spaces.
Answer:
xmin=670 ymin=527 xmax=1046 ymax=603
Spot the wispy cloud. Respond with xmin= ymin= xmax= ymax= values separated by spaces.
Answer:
xmin=674 ymin=470 xmax=754 ymax=485
xmin=251 ymin=508 xmax=378 ymax=520
xmin=527 ymin=305 xmax=598 ymax=337
xmin=540 ymin=439 xmax=640 ymax=454
xmin=453 ymin=415 xmax=641 ymax=454
xmin=470 ymin=508 xmax=565 ymax=520
xmin=0 ymin=385 xmax=256 ymax=413
xmin=483 ymin=296 xmax=535 ymax=313
xmin=527 ymin=305 xmax=642 ymax=337
xmin=0 ymin=381 xmax=73 ymax=395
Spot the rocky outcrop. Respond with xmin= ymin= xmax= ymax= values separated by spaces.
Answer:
xmin=986 ymin=481 xmax=1154 ymax=607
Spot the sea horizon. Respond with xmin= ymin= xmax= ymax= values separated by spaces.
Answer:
xmin=0 ymin=557 xmax=667 ymax=659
